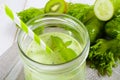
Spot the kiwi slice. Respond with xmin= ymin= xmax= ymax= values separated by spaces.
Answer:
xmin=45 ymin=0 xmax=66 ymax=13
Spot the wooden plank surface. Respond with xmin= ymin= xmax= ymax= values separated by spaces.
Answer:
xmin=0 ymin=0 xmax=27 ymax=56
xmin=0 ymin=42 xmax=20 ymax=80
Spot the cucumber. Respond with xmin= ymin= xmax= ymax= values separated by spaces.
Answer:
xmin=85 ymin=16 xmax=104 ymax=44
xmin=94 ymin=0 xmax=114 ymax=21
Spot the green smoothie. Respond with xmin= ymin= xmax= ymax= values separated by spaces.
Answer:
xmin=26 ymin=32 xmax=82 ymax=64
xmin=24 ymin=32 xmax=86 ymax=80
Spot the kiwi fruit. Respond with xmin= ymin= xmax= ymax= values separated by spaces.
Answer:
xmin=45 ymin=0 xmax=66 ymax=13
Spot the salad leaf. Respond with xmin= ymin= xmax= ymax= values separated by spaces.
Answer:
xmin=67 ymin=3 xmax=94 ymax=23
xmin=18 ymin=8 xmax=44 ymax=23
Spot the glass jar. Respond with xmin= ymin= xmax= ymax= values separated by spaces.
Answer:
xmin=17 ymin=13 xmax=90 ymax=80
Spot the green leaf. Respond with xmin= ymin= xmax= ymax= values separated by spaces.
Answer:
xmin=60 ymin=48 xmax=77 ymax=61
xmin=47 ymin=35 xmax=77 ymax=61
xmin=65 ymin=41 xmax=72 ymax=46
xmin=17 ymin=8 xmax=44 ymax=23
xmin=48 ymin=36 xmax=66 ymax=50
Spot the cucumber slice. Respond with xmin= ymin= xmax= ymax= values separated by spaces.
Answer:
xmin=45 ymin=0 xmax=66 ymax=13
xmin=94 ymin=0 xmax=114 ymax=21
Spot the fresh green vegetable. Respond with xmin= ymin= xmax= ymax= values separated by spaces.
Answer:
xmin=88 ymin=8 xmax=120 ymax=76
xmin=114 ymin=9 xmax=120 ymax=18
xmin=94 ymin=0 xmax=114 ymax=21
xmin=87 ymin=37 xmax=120 ymax=76
xmin=94 ymin=0 xmax=120 ymax=21
xmin=45 ymin=0 xmax=66 ymax=13
xmin=18 ymin=3 xmax=94 ymax=23
xmin=18 ymin=8 xmax=44 ymax=23
xmin=85 ymin=16 xmax=104 ymax=44
xmin=105 ymin=15 xmax=120 ymax=38
xmin=67 ymin=3 xmax=94 ymax=23
xmin=47 ymin=35 xmax=77 ymax=61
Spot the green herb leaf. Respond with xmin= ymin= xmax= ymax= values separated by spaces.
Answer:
xmin=47 ymin=35 xmax=77 ymax=61
xmin=65 ymin=41 xmax=72 ymax=46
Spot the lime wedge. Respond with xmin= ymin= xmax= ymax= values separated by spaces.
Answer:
xmin=94 ymin=0 xmax=114 ymax=21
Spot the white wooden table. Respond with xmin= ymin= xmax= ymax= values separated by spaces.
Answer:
xmin=0 ymin=0 xmax=95 ymax=56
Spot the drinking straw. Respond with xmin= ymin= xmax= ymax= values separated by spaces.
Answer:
xmin=4 ymin=5 xmax=52 ymax=53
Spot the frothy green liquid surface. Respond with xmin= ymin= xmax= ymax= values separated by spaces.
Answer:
xmin=26 ymin=32 xmax=82 ymax=64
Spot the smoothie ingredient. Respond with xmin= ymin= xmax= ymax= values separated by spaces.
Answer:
xmin=18 ymin=8 xmax=44 ymax=23
xmin=87 ymin=37 xmax=120 ymax=76
xmin=18 ymin=3 xmax=94 ymax=23
xmin=67 ymin=3 xmax=94 ymax=23
xmin=85 ymin=16 xmax=104 ymax=44
xmin=47 ymin=36 xmax=77 ymax=61
xmin=105 ymin=16 xmax=120 ymax=38
xmin=114 ymin=9 xmax=120 ymax=18
xmin=44 ymin=0 xmax=66 ymax=13
xmin=94 ymin=0 xmax=114 ymax=21
xmin=87 ymin=8 xmax=120 ymax=76
xmin=94 ymin=0 xmax=120 ymax=21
